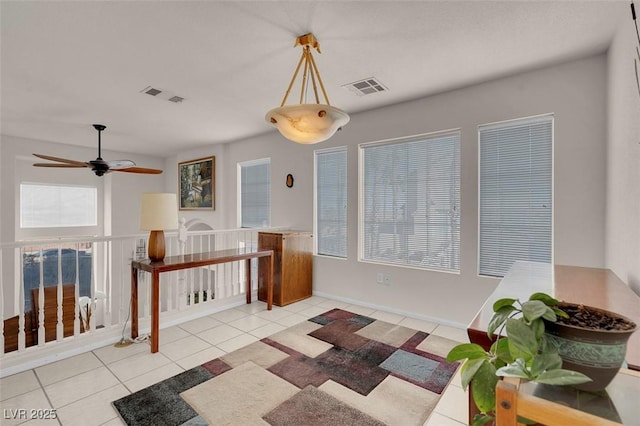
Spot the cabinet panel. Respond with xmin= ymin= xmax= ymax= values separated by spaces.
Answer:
xmin=258 ymin=231 xmax=312 ymax=306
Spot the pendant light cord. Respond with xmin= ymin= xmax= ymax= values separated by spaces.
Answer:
xmin=633 ymin=2 xmax=640 ymax=103
xmin=632 ymin=2 xmax=640 ymax=46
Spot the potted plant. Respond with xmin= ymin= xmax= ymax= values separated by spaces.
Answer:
xmin=446 ymin=292 xmax=592 ymax=426
xmin=543 ymin=301 xmax=637 ymax=392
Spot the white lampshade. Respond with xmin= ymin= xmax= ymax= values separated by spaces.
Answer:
xmin=139 ymin=193 xmax=178 ymax=231
xmin=265 ymin=104 xmax=350 ymax=144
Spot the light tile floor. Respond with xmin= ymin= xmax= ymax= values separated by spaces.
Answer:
xmin=0 ymin=296 xmax=469 ymax=426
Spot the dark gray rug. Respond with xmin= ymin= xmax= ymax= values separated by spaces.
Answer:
xmin=112 ymin=367 xmax=212 ymax=426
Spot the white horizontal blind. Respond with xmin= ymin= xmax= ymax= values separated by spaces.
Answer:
xmin=315 ymin=147 xmax=347 ymax=258
xmin=239 ymin=158 xmax=270 ymax=228
xmin=360 ymin=132 xmax=460 ymax=271
xmin=20 ymin=183 xmax=97 ymax=228
xmin=479 ymin=115 xmax=553 ymax=277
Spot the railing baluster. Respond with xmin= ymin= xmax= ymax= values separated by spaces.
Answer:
xmin=56 ymin=245 xmax=63 ymax=341
xmin=37 ymin=247 xmax=45 ymax=346
xmin=74 ymin=243 xmax=80 ymax=336
xmin=18 ymin=247 xmax=26 ymax=351
xmin=89 ymin=242 xmax=96 ymax=332
xmin=105 ymin=240 xmax=112 ymax=328
xmin=0 ymin=247 xmax=4 ymax=356
xmin=177 ymin=236 xmax=186 ymax=311
xmin=207 ymin=234 xmax=213 ymax=302
xmin=171 ymin=238 xmax=177 ymax=311
xmin=189 ymin=236 xmax=194 ymax=305
xmin=176 ymin=238 xmax=181 ymax=310
xmin=215 ymin=250 xmax=221 ymax=301
xmin=143 ymin=259 xmax=149 ymax=320
xmin=197 ymin=235 xmax=204 ymax=303
xmin=226 ymin=258 xmax=232 ymax=298
xmin=166 ymin=238 xmax=173 ymax=311
xmin=127 ymin=246 xmax=134 ymax=325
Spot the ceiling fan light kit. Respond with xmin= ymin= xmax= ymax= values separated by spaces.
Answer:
xmin=32 ymin=124 xmax=163 ymax=176
xmin=266 ymin=33 xmax=350 ymax=144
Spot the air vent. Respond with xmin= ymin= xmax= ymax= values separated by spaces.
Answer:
xmin=343 ymin=77 xmax=387 ymax=96
xmin=140 ymin=86 xmax=185 ymax=104
xmin=142 ymin=87 xmax=162 ymax=96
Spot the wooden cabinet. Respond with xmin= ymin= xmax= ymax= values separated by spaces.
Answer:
xmin=258 ymin=231 xmax=312 ymax=306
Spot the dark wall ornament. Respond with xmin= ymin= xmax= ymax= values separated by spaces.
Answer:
xmin=286 ymin=173 xmax=294 ymax=188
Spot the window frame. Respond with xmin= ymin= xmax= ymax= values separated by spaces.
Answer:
xmin=314 ymin=146 xmax=348 ymax=259
xmin=358 ymin=129 xmax=461 ymax=273
xmin=477 ymin=113 xmax=555 ymax=278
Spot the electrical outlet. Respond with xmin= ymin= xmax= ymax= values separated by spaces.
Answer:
xmin=383 ymin=273 xmax=391 ymax=286
xmin=377 ymin=273 xmax=391 ymax=286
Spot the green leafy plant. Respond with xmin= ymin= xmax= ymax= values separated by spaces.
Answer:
xmin=446 ymin=292 xmax=591 ymax=426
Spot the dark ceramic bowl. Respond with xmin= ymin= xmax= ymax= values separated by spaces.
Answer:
xmin=544 ymin=303 xmax=637 ymax=392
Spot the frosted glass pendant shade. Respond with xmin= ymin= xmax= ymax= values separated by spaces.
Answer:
xmin=267 ymin=33 xmax=350 ymax=144
xmin=266 ymin=104 xmax=350 ymax=144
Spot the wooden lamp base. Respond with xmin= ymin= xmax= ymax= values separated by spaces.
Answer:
xmin=148 ymin=230 xmax=166 ymax=262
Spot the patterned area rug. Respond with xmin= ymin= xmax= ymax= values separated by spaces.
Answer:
xmin=112 ymin=308 xmax=460 ymax=426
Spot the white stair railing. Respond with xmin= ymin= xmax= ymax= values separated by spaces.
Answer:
xmin=0 ymin=227 xmax=282 ymax=378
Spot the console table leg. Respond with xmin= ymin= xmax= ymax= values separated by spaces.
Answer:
xmin=246 ymin=259 xmax=252 ymax=305
xmin=267 ymin=252 xmax=273 ymax=310
xmin=131 ymin=266 xmax=138 ymax=339
xmin=151 ymin=270 xmax=160 ymax=353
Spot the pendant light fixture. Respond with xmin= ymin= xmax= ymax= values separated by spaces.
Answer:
xmin=266 ymin=33 xmax=350 ymax=144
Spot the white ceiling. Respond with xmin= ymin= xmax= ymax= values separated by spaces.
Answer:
xmin=0 ymin=1 xmax=629 ymax=157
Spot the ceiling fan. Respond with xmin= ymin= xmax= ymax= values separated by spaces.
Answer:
xmin=33 ymin=124 xmax=163 ymax=176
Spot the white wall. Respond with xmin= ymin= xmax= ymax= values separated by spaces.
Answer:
xmin=171 ymin=54 xmax=608 ymax=326
xmin=2 ymin=54 xmax=610 ymax=327
xmin=606 ymin=22 xmax=640 ymax=294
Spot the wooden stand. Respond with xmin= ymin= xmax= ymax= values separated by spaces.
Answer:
xmin=258 ymin=231 xmax=312 ymax=306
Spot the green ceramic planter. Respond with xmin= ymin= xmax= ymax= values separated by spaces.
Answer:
xmin=544 ymin=303 xmax=637 ymax=392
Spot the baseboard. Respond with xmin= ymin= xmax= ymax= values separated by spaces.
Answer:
xmin=311 ymin=290 xmax=469 ymax=330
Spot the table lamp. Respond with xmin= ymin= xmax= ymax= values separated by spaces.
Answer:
xmin=139 ymin=193 xmax=178 ymax=262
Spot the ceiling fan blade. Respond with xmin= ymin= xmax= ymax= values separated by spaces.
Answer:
xmin=33 ymin=127 xmax=162 ymax=177
xmin=33 ymin=163 xmax=88 ymax=168
xmin=115 ymin=167 xmax=163 ymax=175
xmin=106 ymin=160 xmax=136 ymax=169
xmin=33 ymin=153 xmax=87 ymax=167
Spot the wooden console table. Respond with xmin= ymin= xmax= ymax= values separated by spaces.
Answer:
xmin=131 ymin=248 xmax=274 ymax=353
xmin=467 ymin=262 xmax=640 ymax=424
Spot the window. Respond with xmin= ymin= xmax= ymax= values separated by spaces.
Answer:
xmin=360 ymin=131 xmax=460 ymax=272
xmin=239 ymin=158 xmax=270 ymax=228
xmin=478 ymin=114 xmax=553 ymax=277
xmin=315 ymin=147 xmax=347 ymax=258
xmin=20 ymin=183 xmax=97 ymax=228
